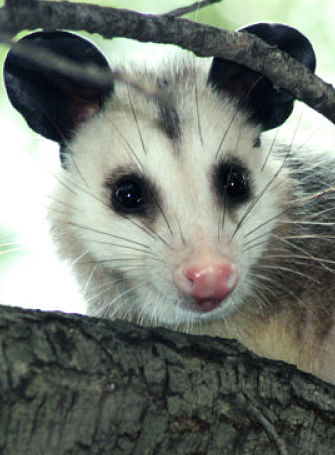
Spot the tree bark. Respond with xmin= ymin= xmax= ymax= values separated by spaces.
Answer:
xmin=0 ymin=304 xmax=335 ymax=455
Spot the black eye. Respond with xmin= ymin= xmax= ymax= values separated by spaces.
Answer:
xmin=216 ymin=163 xmax=250 ymax=204
xmin=111 ymin=177 xmax=146 ymax=213
xmin=225 ymin=168 xmax=248 ymax=198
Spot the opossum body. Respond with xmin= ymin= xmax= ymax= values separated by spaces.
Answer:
xmin=5 ymin=24 xmax=335 ymax=383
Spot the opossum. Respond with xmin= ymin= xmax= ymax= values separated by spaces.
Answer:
xmin=4 ymin=23 xmax=335 ymax=384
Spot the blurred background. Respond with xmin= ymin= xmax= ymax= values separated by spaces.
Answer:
xmin=1 ymin=0 xmax=335 ymax=314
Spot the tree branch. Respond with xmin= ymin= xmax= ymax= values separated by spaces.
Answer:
xmin=1 ymin=304 xmax=335 ymax=454
xmin=164 ymin=0 xmax=224 ymax=18
xmin=0 ymin=1 xmax=334 ymax=124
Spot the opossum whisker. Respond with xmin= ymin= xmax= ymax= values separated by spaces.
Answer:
xmin=82 ymin=241 xmax=158 ymax=257
xmin=106 ymin=282 xmax=148 ymax=320
xmin=242 ymin=238 xmax=274 ymax=253
xmin=248 ymin=272 xmax=301 ymax=305
xmin=281 ymin=221 xmax=335 ymax=228
xmin=215 ymin=106 xmax=239 ymax=159
xmin=249 ymin=271 xmax=301 ymax=306
xmin=80 ymin=237 xmax=157 ymax=256
xmin=232 ymin=169 xmax=282 ymax=241
xmin=215 ymin=75 xmax=262 ymax=159
xmin=289 ymin=186 xmax=335 ymax=206
xmin=84 ymin=248 xmax=161 ymax=264
xmin=78 ymin=255 xmax=154 ymax=265
xmin=269 ymin=232 xmax=335 ymax=274
xmin=47 ymin=195 xmax=81 ymax=212
xmin=263 ymin=253 xmax=335 ymax=268
xmin=138 ymin=289 xmax=161 ymax=327
xmin=81 ymin=255 xmax=163 ymax=265
xmin=52 ymin=219 xmax=153 ymax=250
xmin=47 ymin=166 xmax=78 ymax=197
xmin=122 ymin=213 xmax=173 ymax=250
xmin=127 ymin=84 xmax=148 ymax=155
xmin=71 ymin=250 xmax=90 ymax=266
xmin=110 ymin=119 xmax=144 ymax=170
xmin=46 ymin=161 xmax=110 ymax=212
xmin=84 ymin=271 xmax=144 ymax=297
xmin=77 ymin=239 xmax=158 ymax=259
xmin=243 ymin=205 xmax=335 ymax=245
xmin=176 ymin=217 xmax=186 ymax=246
xmin=246 ymin=275 xmax=274 ymax=302
xmin=255 ymin=263 xmax=323 ymax=285
xmin=245 ymin=283 xmax=272 ymax=314
xmin=261 ymin=129 xmax=279 ymax=172
xmin=221 ymin=117 xmax=248 ymax=237
xmin=215 ymin=101 xmax=244 ymax=159
xmin=253 ymin=252 xmax=320 ymax=270
xmin=67 ymin=151 xmax=90 ymax=189
xmin=105 ymin=128 xmax=173 ymax=237
xmin=82 ymin=263 xmax=98 ymax=295
xmin=85 ymin=277 xmax=140 ymax=307
xmin=219 ymin=165 xmax=235 ymax=238
xmin=151 ymin=191 xmax=174 ymax=238
xmin=85 ymin=284 xmax=117 ymax=305
xmin=243 ymin=223 xmax=289 ymax=248
xmin=218 ymin=178 xmax=228 ymax=239
xmin=232 ymin=144 xmax=293 ymax=241
xmin=282 ymin=234 xmax=335 ymax=240
xmin=243 ymin=230 xmax=335 ymax=253
xmin=306 ymin=206 xmax=335 ymax=219
xmin=232 ymin=113 xmax=304 ymax=240
xmin=185 ymin=308 xmax=195 ymax=334
xmin=243 ymin=212 xmax=284 ymax=241
xmin=194 ymin=81 xmax=203 ymax=145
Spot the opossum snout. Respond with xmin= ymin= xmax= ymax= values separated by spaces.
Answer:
xmin=174 ymin=258 xmax=238 ymax=313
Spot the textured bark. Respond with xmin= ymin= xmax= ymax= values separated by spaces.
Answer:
xmin=0 ymin=1 xmax=334 ymax=124
xmin=0 ymin=304 xmax=335 ymax=455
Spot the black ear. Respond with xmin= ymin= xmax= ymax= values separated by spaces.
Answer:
xmin=208 ymin=23 xmax=316 ymax=130
xmin=4 ymin=31 xmax=113 ymax=147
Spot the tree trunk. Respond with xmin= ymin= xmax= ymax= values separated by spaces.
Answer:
xmin=0 ymin=305 xmax=334 ymax=455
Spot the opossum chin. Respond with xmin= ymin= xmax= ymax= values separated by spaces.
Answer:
xmin=188 ymin=298 xmax=223 ymax=313
xmin=138 ymin=288 xmax=239 ymax=327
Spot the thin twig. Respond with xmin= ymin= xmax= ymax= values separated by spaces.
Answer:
xmin=164 ymin=0 xmax=224 ymax=18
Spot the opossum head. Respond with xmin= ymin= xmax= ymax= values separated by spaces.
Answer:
xmin=4 ymin=24 xmax=315 ymax=329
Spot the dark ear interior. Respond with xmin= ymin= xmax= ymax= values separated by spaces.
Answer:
xmin=4 ymin=31 xmax=113 ymax=146
xmin=208 ymin=23 xmax=316 ymax=130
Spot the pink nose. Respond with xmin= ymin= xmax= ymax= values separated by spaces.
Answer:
xmin=183 ymin=263 xmax=237 ymax=301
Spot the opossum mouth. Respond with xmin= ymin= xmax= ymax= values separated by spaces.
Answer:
xmin=191 ymin=299 xmax=222 ymax=313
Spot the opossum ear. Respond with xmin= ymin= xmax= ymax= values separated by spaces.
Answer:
xmin=4 ymin=31 xmax=113 ymax=148
xmin=208 ymin=23 xmax=316 ymax=130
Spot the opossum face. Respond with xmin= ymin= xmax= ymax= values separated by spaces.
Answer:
xmin=54 ymin=80 xmax=283 ymax=325
xmin=4 ymin=24 xmax=315 ymax=328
